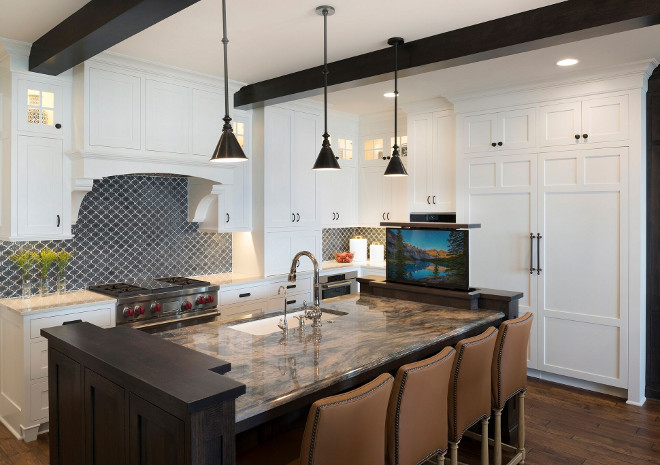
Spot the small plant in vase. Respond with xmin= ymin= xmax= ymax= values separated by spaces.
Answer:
xmin=9 ymin=249 xmax=37 ymax=299
xmin=54 ymin=250 xmax=73 ymax=295
xmin=36 ymin=248 xmax=58 ymax=297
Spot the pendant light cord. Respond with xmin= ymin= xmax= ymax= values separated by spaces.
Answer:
xmin=322 ymin=8 xmax=329 ymax=141
xmin=222 ymin=0 xmax=232 ymax=131
xmin=393 ymin=40 xmax=398 ymax=155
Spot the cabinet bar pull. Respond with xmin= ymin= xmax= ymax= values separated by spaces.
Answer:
xmin=382 ymin=213 xmax=386 ymax=220
xmin=226 ymin=213 xmax=230 ymax=223
xmin=387 ymin=212 xmax=391 ymax=220
xmin=56 ymin=214 xmax=61 ymax=227
xmin=337 ymin=212 xmax=339 ymax=220
xmin=432 ymin=196 xmax=436 ymax=204
xmin=287 ymin=300 xmax=297 ymax=305
xmin=292 ymin=213 xmax=295 ymax=222
xmin=239 ymin=293 xmax=251 ymax=298
xmin=296 ymin=213 xmax=300 ymax=222
xmin=332 ymin=212 xmax=336 ymax=220
xmin=287 ymin=284 xmax=296 ymax=289
xmin=427 ymin=196 xmax=431 ymax=204
xmin=536 ymin=233 xmax=543 ymax=275
xmin=529 ymin=233 xmax=536 ymax=274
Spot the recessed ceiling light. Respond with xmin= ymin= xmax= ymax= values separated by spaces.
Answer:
xmin=384 ymin=92 xmax=397 ymax=98
xmin=557 ymin=58 xmax=579 ymax=67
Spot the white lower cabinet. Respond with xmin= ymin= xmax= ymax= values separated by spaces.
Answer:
xmin=0 ymin=302 xmax=115 ymax=441
xmin=463 ymin=147 xmax=628 ymax=387
xmin=318 ymin=163 xmax=357 ymax=227
xmin=219 ymin=278 xmax=313 ymax=319
xmin=358 ymin=166 xmax=407 ymax=226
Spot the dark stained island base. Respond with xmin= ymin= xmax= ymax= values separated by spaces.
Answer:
xmin=43 ymin=290 xmax=522 ymax=465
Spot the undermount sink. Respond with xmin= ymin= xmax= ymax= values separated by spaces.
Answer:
xmin=229 ymin=309 xmax=347 ymax=336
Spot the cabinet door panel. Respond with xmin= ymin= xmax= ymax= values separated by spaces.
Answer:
xmin=537 ymin=101 xmax=581 ymax=147
xmin=387 ymin=176 xmax=408 ymax=222
xmin=499 ymin=108 xmax=535 ymax=151
xmin=192 ymin=88 xmax=224 ymax=156
xmin=17 ymin=136 xmax=64 ymax=237
xmin=359 ymin=167 xmax=386 ymax=226
xmin=291 ymin=231 xmax=321 ymax=273
xmin=537 ymin=148 xmax=628 ymax=387
xmin=85 ymin=369 xmax=127 ymax=465
xmin=581 ymin=95 xmax=628 ymax=144
xmin=129 ymin=393 xmax=185 ymax=465
xmin=432 ymin=112 xmax=456 ymax=211
xmin=89 ymin=68 xmax=141 ymax=149
xmin=265 ymin=108 xmax=293 ymax=228
xmin=465 ymin=154 xmax=538 ymax=368
xmin=18 ymin=79 xmax=64 ymax=136
xmin=408 ymin=114 xmax=434 ymax=212
xmin=145 ymin=80 xmax=191 ymax=154
xmin=464 ymin=113 xmax=497 ymax=153
xmin=265 ymin=231 xmax=293 ymax=276
xmin=291 ymin=112 xmax=319 ymax=228
xmin=319 ymin=164 xmax=356 ymax=227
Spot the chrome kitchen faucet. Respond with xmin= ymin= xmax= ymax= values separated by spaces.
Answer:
xmin=288 ymin=251 xmax=323 ymax=327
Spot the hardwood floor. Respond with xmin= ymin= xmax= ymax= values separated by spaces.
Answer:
xmin=0 ymin=377 xmax=658 ymax=464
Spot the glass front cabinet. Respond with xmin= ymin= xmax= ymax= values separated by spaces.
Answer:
xmin=18 ymin=79 xmax=64 ymax=136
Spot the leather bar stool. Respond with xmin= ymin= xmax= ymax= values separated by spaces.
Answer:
xmin=491 ymin=312 xmax=534 ymax=465
xmin=238 ymin=373 xmax=394 ymax=465
xmin=386 ymin=346 xmax=456 ymax=465
xmin=448 ymin=327 xmax=498 ymax=465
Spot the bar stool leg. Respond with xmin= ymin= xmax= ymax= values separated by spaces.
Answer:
xmin=518 ymin=392 xmax=526 ymax=464
xmin=449 ymin=441 xmax=458 ymax=465
xmin=481 ymin=417 xmax=489 ymax=465
xmin=493 ymin=407 xmax=503 ymax=465
xmin=437 ymin=452 xmax=446 ymax=464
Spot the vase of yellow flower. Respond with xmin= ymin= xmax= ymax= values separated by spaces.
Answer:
xmin=36 ymin=248 xmax=58 ymax=297
xmin=9 ymin=249 xmax=37 ymax=299
xmin=55 ymin=250 xmax=73 ymax=295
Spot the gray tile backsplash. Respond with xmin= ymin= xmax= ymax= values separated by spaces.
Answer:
xmin=322 ymin=227 xmax=386 ymax=261
xmin=0 ymin=176 xmax=232 ymax=298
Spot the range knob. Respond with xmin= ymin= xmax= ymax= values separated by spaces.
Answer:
xmin=151 ymin=303 xmax=162 ymax=313
xmin=182 ymin=301 xmax=193 ymax=311
xmin=123 ymin=307 xmax=135 ymax=317
xmin=196 ymin=296 xmax=207 ymax=305
xmin=207 ymin=295 xmax=215 ymax=304
xmin=135 ymin=305 xmax=145 ymax=315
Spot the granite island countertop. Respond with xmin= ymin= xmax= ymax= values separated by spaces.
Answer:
xmin=155 ymin=293 xmax=503 ymax=431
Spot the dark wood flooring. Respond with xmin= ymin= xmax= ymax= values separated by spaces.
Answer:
xmin=0 ymin=377 xmax=658 ymax=464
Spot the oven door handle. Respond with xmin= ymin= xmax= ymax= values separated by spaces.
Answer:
xmin=321 ymin=280 xmax=354 ymax=289
xmin=130 ymin=311 xmax=219 ymax=329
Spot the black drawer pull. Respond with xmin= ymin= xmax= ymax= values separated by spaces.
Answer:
xmin=239 ymin=293 xmax=251 ymax=298
xmin=63 ymin=320 xmax=82 ymax=325
xmin=287 ymin=284 xmax=296 ymax=289
xmin=286 ymin=300 xmax=297 ymax=305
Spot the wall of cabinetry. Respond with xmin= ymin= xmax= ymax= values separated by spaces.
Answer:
xmin=455 ymin=61 xmax=653 ymax=404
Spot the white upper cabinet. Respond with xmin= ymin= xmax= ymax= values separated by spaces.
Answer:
xmin=464 ymin=108 xmax=534 ymax=153
xmin=319 ymin=162 xmax=357 ymax=227
xmin=88 ymin=68 xmax=141 ymax=149
xmin=145 ymin=79 xmax=191 ymax=154
xmin=408 ymin=110 xmax=456 ymax=213
xmin=537 ymin=95 xmax=628 ymax=147
xmin=16 ymin=136 xmax=66 ymax=238
xmin=359 ymin=166 xmax=407 ymax=226
xmin=192 ymin=88 xmax=224 ymax=156
xmin=17 ymin=79 xmax=64 ymax=137
xmin=264 ymin=106 xmax=320 ymax=229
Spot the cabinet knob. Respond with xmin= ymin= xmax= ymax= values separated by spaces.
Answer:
xmin=55 ymin=123 xmax=62 ymax=129
xmin=497 ymin=141 xmax=503 ymax=146
xmin=491 ymin=142 xmax=497 ymax=147
xmin=575 ymin=134 xmax=581 ymax=140
xmin=335 ymin=156 xmax=339 ymax=160
xmin=583 ymin=134 xmax=588 ymax=139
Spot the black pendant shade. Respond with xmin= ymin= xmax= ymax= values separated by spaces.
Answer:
xmin=312 ymin=6 xmax=340 ymax=171
xmin=384 ymin=37 xmax=407 ymax=177
xmin=210 ymin=0 xmax=248 ymax=163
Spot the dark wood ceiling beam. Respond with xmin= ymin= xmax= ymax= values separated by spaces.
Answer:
xmin=234 ymin=0 xmax=660 ymax=110
xmin=29 ymin=0 xmax=201 ymax=75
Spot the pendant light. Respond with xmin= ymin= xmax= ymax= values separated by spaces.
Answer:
xmin=312 ymin=5 xmax=341 ymax=171
xmin=210 ymin=0 xmax=248 ymax=163
xmin=384 ymin=37 xmax=408 ymax=177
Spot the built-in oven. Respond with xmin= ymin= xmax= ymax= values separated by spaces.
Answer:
xmin=320 ymin=271 xmax=358 ymax=300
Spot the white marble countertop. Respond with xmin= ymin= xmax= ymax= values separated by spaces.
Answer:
xmin=320 ymin=260 xmax=386 ymax=271
xmin=0 ymin=290 xmax=116 ymax=316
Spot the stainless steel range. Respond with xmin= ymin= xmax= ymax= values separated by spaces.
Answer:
xmin=88 ymin=277 xmax=219 ymax=330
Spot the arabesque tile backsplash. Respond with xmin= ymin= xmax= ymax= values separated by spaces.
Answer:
xmin=322 ymin=227 xmax=386 ymax=261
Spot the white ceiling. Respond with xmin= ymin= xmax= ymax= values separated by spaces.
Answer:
xmin=1 ymin=0 xmax=563 ymax=84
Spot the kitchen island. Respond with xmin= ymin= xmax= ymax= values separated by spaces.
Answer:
xmin=42 ymin=293 xmax=507 ymax=465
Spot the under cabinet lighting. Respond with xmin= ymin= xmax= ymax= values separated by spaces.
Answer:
xmin=557 ymin=58 xmax=579 ymax=67
xmin=384 ymin=92 xmax=396 ymax=98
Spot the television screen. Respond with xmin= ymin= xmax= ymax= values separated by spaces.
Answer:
xmin=386 ymin=228 xmax=469 ymax=291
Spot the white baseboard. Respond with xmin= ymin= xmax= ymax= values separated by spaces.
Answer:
xmin=0 ymin=415 xmax=21 ymax=440
xmin=527 ymin=369 xmax=630 ymax=400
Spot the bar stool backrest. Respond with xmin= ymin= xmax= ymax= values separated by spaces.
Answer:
xmin=298 ymin=373 xmax=394 ymax=465
xmin=387 ymin=346 xmax=456 ymax=465
xmin=448 ymin=327 xmax=498 ymax=443
xmin=491 ymin=312 xmax=534 ymax=409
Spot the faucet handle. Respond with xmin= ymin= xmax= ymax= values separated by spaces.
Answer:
xmin=278 ymin=285 xmax=287 ymax=296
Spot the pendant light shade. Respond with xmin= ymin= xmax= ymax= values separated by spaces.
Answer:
xmin=384 ymin=37 xmax=407 ymax=177
xmin=312 ymin=5 xmax=340 ymax=171
xmin=210 ymin=0 xmax=248 ymax=163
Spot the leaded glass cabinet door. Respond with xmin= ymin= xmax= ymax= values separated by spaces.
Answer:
xmin=18 ymin=79 xmax=64 ymax=136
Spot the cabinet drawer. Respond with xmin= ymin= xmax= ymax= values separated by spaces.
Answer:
xmin=220 ymin=300 xmax=268 ymax=319
xmin=30 ymin=306 xmax=113 ymax=339
xmin=270 ymin=277 xmax=312 ymax=295
xmin=29 ymin=378 xmax=49 ymax=422
xmin=30 ymin=340 xmax=49 ymax=380
xmin=220 ymin=284 xmax=271 ymax=306
xmin=268 ymin=291 xmax=313 ymax=312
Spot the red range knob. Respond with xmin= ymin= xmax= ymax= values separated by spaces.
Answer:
xmin=197 ymin=296 xmax=207 ymax=305
xmin=182 ymin=301 xmax=193 ymax=311
xmin=135 ymin=306 xmax=145 ymax=315
xmin=151 ymin=303 xmax=162 ymax=313
xmin=207 ymin=295 xmax=215 ymax=303
xmin=123 ymin=307 xmax=134 ymax=317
